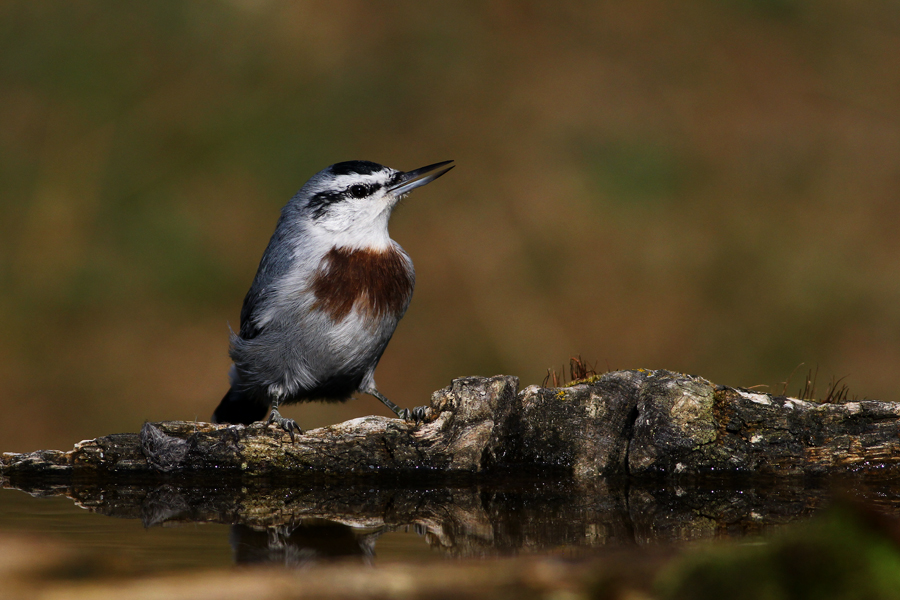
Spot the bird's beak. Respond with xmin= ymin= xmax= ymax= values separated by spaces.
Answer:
xmin=388 ymin=160 xmax=455 ymax=196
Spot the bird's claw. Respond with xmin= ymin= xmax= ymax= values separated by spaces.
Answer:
xmin=396 ymin=406 xmax=428 ymax=424
xmin=412 ymin=405 xmax=428 ymax=422
xmin=267 ymin=408 xmax=303 ymax=442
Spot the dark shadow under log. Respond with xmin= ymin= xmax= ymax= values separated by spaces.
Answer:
xmin=3 ymin=370 xmax=900 ymax=483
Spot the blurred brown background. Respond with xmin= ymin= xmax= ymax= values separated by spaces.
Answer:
xmin=2 ymin=1 xmax=899 ymax=452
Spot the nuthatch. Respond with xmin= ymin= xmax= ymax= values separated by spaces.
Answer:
xmin=212 ymin=160 xmax=454 ymax=437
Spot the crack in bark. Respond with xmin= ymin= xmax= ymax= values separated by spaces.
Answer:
xmin=621 ymin=405 xmax=640 ymax=477
xmin=381 ymin=437 xmax=396 ymax=462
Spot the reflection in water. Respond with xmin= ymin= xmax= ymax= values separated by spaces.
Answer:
xmin=229 ymin=521 xmax=380 ymax=567
xmin=3 ymin=476 xmax=895 ymax=569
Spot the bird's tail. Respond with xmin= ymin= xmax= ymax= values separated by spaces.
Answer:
xmin=212 ymin=366 xmax=270 ymax=425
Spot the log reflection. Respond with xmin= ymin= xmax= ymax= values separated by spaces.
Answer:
xmin=4 ymin=476 xmax=883 ymax=565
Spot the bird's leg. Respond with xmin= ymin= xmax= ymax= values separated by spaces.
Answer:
xmin=266 ymin=394 xmax=303 ymax=442
xmin=368 ymin=389 xmax=427 ymax=424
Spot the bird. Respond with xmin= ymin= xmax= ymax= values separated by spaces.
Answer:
xmin=212 ymin=159 xmax=454 ymax=438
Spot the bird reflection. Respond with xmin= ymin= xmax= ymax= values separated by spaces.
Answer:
xmin=228 ymin=519 xmax=381 ymax=567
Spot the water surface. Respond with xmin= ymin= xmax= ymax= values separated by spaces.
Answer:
xmin=5 ymin=475 xmax=881 ymax=575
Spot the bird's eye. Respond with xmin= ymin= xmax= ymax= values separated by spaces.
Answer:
xmin=349 ymin=184 xmax=368 ymax=198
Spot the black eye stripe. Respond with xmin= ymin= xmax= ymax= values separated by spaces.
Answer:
xmin=307 ymin=182 xmax=385 ymax=219
xmin=308 ymin=189 xmax=342 ymax=219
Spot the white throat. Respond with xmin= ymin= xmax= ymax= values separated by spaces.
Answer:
xmin=312 ymin=204 xmax=393 ymax=251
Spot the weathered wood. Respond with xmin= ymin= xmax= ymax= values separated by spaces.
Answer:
xmin=3 ymin=370 xmax=900 ymax=481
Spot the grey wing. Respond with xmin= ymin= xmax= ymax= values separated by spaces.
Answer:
xmin=238 ymin=278 xmax=269 ymax=340
xmin=237 ymin=225 xmax=295 ymax=340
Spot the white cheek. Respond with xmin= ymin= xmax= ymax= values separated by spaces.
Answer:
xmin=315 ymin=200 xmax=393 ymax=251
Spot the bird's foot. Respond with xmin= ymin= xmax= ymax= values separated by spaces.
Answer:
xmin=395 ymin=405 xmax=428 ymax=424
xmin=267 ymin=407 xmax=303 ymax=442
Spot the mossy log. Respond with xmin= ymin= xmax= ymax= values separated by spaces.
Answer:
xmin=3 ymin=370 xmax=900 ymax=482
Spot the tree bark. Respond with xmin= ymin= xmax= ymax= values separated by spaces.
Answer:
xmin=3 ymin=370 xmax=900 ymax=482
